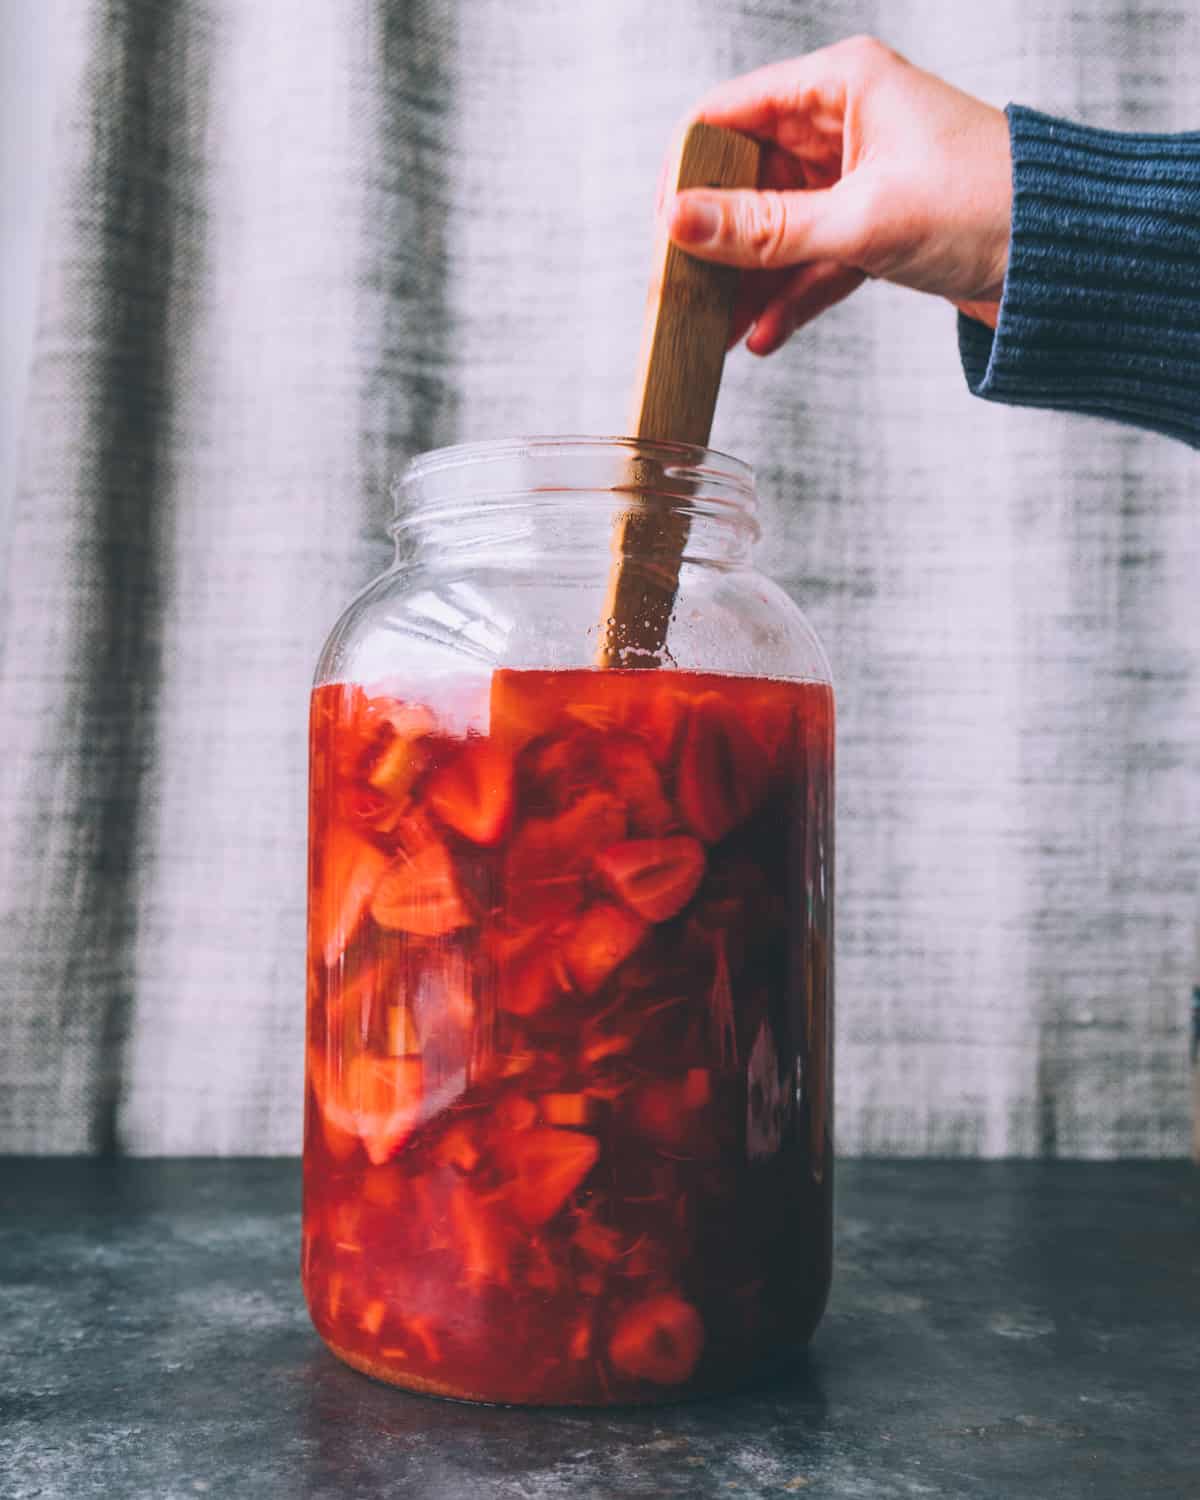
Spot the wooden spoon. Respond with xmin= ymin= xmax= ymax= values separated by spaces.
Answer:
xmin=597 ymin=122 xmax=761 ymax=669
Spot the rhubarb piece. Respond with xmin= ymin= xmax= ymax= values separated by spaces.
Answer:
xmin=608 ymin=1293 xmax=705 ymax=1385
xmin=371 ymin=843 xmax=471 ymax=936
xmin=500 ymin=1127 xmax=600 ymax=1226
xmin=581 ymin=1032 xmax=631 ymax=1065
xmin=407 ymin=1315 xmax=443 ymax=1363
xmin=594 ymin=836 xmax=706 ymax=923
xmin=360 ymin=1299 xmax=387 ymax=1336
xmin=317 ymin=829 xmax=390 ymax=966
xmin=561 ymin=903 xmax=647 ymax=994
xmin=677 ymin=693 xmax=769 ymax=843
xmin=539 ymin=1092 xmax=592 ymax=1127
xmin=426 ymin=738 xmax=514 ymax=845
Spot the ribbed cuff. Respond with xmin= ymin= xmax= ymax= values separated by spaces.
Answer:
xmin=959 ymin=104 xmax=1200 ymax=449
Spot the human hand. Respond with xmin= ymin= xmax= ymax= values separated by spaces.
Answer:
xmin=664 ymin=36 xmax=1012 ymax=354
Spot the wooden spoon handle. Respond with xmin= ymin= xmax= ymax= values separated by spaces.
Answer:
xmin=598 ymin=122 xmax=761 ymax=669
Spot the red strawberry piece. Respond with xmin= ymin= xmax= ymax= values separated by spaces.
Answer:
xmin=364 ymin=703 xmax=435 ymax=798
xmin=504 ymin=792 xmax=626 ymax=923
xmin=316 ymin=828 xmax=391 ymax=965
xmin=370 ymin=843 xmax=472 ymax=936
xmin=306 ymin=1046 xmax=360 ymax=1161
xmin=488 ymin=669 xmax=567 ymax=754
xmin=499 ymin=1127 xmax=600 ymax=1226
xmin=500 ymin=945 xmax=569 ymax=1016
xmin=677 ymin=692 xmax=769 ymax=843
xmin=632 ymin=1069 xmax=713 ymax=1150
xmin=426 ymin=739 xmax=514 ymax=846
xmin=608 ymin=1293 xmax=705 ymax=1385
xmin=561 ymin=902 xmax=647 ymax=994
xmin=314 ymin=1053 xmax=424 ymax=1166
xmin=604 ymin=736 xmax=675 ymax=834
xmin=743 ymin=684 xmax=798 ymax=774
xmin=449 ymin=1183 xmax=511 ymax=1289
xmin=492 ymin=923 xmax=570 ymax=1016
xmin=594 ymin=836 xmax=706 ymax=923
xmin=636 ymin=683 xmax=689 ymax=766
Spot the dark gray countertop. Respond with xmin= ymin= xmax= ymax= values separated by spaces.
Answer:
xmin=1 ymin=1160 xmax=1196 ymax=1499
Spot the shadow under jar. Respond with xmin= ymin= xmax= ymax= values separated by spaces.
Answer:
xmin=303 ymin=437 xmax=834 ymax=1405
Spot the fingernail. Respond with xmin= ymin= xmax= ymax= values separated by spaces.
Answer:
xmin=670 ymin=193 xmax=721 ymax=247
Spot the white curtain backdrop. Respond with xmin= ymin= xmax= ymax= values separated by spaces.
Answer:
xmin=1 ymin=0 xmax=1197 ymax=1155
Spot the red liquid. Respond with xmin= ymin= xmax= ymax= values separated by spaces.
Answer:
xmin=303 ymin=669 xmax=833 ymax=1404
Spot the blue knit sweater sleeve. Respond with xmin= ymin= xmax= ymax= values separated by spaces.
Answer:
xmin=958 ymin=104 xmax=1200 ymax=448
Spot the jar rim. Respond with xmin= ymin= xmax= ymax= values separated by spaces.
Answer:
xmin=395 ymin=434 xmax=756 ymax=502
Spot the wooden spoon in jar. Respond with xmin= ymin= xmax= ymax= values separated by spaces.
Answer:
xmin=597 ymin=122 xmax=761 ymax=669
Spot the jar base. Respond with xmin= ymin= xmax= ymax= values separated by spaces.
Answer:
xmin=317 ymin=1331 xmax=816 ymax=1409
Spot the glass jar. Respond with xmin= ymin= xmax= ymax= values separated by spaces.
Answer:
xmin=302 ymin=437 xmax=834 ymax=1405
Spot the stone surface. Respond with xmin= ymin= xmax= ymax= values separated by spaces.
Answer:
xmin=0 ymin=1160 xmax=1196 ymax=1498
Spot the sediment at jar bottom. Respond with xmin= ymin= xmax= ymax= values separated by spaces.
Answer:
xmin=303 ymin=667 xmax=834 ymax=1406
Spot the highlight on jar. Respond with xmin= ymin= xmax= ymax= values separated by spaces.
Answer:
xmin=303 ymin=664 xmax=833 ymax=1405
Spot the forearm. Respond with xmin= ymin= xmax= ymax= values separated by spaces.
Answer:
xmin=960 ymin=104 xmax=1200 ymax=448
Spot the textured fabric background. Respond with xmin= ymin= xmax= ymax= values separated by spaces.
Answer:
xmin=1 ymin=0 xmax=1198 ymax=1156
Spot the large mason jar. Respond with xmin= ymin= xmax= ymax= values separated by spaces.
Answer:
xmin=302 ymin=437 xmax=834 ymax=1404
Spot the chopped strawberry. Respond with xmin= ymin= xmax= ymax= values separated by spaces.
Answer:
xmin=496 ymin=1095 xmax=538 ymax=1133
xmin=568 ymin=1316 xmax=593 ymax=1361
xmin=316 ymin=828 xmax=390 ymax=965
xmin=604 ymin=736 xmax=675 ymax=834
xmin=315 ymin=1053 xmax=423 ymax=1166
xmin=434 ymin=1123 xmax=481 ymax=1173
xmin=489 ymin=669 xmax=565 ymax=753
xmin=499 ymin=1127 xmax=600 ymax=1226
xmin=594 ymin=837 xmax=706 ymax=923
xmin=450 ymin=1183 xmax=510 ymax=1288
xmin=632 ymin=1071 xmax=713 ymax=1151
xmin=365 ymin=705 xmax=434 ymax=799
xmin=561 ymin=903 xmax=647 ymax=994
xmin=635 ymin=683 xmax=688 ymax=766
xmin=320 ymin=1112 xmax=360 ymax=1163
xmin=426 ymin=738 xmax=514 ymax=845
xmin=361 ymin=1164 xmax=405 ymax=1208
xmin=370 ymin=843 xmax=471 ymax=936
xmin=573 ymin=1216 xmax=625 ymax=1263
xmin=308 ymin=1047 xmax=361 ymax=1161
xmin=677 ymin=693 xmax=769 ymax=843
xmin=495 ymin=925 xmax=570 ymax=1016
xmin=608 ymin=1293 xmax=705 ymax=1384
xmin=503 ymin=792 xmax=625 ymax=923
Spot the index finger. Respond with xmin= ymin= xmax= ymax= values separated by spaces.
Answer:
xmin=689 ymin=45 xmax=855 ymax=143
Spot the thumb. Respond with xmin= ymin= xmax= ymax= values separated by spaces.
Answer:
xmin=668 ymin=184 xmax=864 ymax=270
